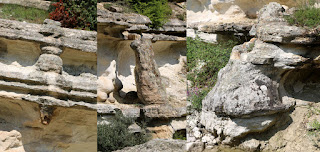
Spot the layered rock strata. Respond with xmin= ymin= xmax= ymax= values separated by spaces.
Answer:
xmin=0 ymin=19 xmax=97 ymax=151
xmin=188 ymin=2 xmax=320 ymax=151
xmin=186 ymin=0 xmax=300 ymax=43
xmin=0 ymin=0 xmax=51 ymax=10
xmin=97 ymin=1 xmax=187 ymax=139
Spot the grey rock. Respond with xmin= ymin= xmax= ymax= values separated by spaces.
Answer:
xmin=115 ymin=139 xmax=186 ymax=152
xmin=202 ymin=59 xmax=291 ymax=118
xmin=0 ymin=19 xmax=97 ymax=53
xmin=143 ymin=105 xmax=187 ymax=118
xmin=256 ymin=3 xmax=320 ymax=44
xmin=41 ymin=46 xmax=63 ymax=55
xmin=130 ymin=38 xmax=167 ymax=105
xmin=185 ymin=142 xmax=204 ymax=152
xmin=36 ymin=54 xmax=63 ymax=73
xmin=128 ymin=123 xmax=142 ymax=133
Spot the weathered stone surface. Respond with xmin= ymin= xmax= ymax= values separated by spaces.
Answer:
xmin=0 ymin=130 xmax=25 ymax=152
xmin=0 ymin=15 xmax=98 ymax=151
xmin=97 ymin=5 xmax=186 ymax=36
xmin=0 ymin=0 xmax=51 ymax=10
xmin=40 ymin=46 xmax=63 ymax=55
xmin=97 ymin=60 xmax=123 ymax=103
xmin=115 ymin=139 xmax=186 ymax=152
xmin=196 ymin=2 xmax=320 ymax=147
xmin=35 ymin=54 xmax=63 ymax=73
xmin=130 ymin=38 xmax=167 ymax=105
xmin=202 ymin=59 xmax=292 ymax=118
xmin=128 ymin=123 xmax=142 ymax=133
xmin=255 ymin=3 xmax=320 ymax=44
xmin=0 ymin=19 xmax=97 ymax=53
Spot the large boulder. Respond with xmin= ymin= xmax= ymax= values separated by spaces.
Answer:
xmin=130 ymin=38 xmax=167 ymax=105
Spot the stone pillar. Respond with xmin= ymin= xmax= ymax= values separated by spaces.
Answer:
xmin=36 ymin=19 xmax=63 ymax=74
xmin=35 ymin=46 xmax=63 ymax=74
xmin=130 ymin=38 xmax=167 ymax=105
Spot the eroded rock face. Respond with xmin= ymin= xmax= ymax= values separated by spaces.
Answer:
xmin=0 ymin=18 xmax=97 ymax=151
xmin=0 ymin=130 xmax=25 ymax=152
xmin=97 ymin=1 xmax=187 ymax=140
xmin=191 ymin=2 xmax=320 ymax=148
xmin=130 ymin=38 xmax=167 ymax=105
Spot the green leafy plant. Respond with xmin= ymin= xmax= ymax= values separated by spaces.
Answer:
xmin=0 ymin=4 xmax=48 ymax=24
xmin=176 ymin=14 xmax=185 ymax=21
xmin=97 ymin=112 xmax=150 ymax=151
xmin=173 ymin=130 xmax=186 ymax=140
xmin=311 ymin=120 xmax=320 ymax=130
xmin=285 ymin=0 xmax=320 ymax=27
xmin=187 ymin=37 xmax=237 ymax=111
xmin=103 ymin=3 xmax=112 ymax=10
xmin=126 ymin=0 xmax=172 ymax=28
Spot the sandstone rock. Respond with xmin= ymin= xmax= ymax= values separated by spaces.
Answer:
xmin=40 ymin=19 xmax=63 ymax=38
xmin=35 ymin=54 xmax=63 ymax=74
xmin=40 ymin=46 xmax=63 ymax=55
xmin=130 ymin=38 xmax=167 ymax=105
xmin=171 ymin=119 xmax=187 ymax=131
xmin=97 ymin=60 xmax=123 ymax=102
xmin=0 ymin=130 xmax=25 ymax=152
xmin=0 ymin=19 xmax=97 ymax=53
xmin=0 ymin=0 xmax=51 ymax=10
xmin=115 ymin=139 xmax=186 ymax=152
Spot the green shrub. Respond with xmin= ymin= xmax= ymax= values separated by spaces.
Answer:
xmin=285 ymin=0 xmax=320 ymax=27
xmin=97 ymin=112 xmax=150 ymax=151
xmin=0 ymin=4 xmax=48 ymax=24
xmin=187 ymin=37 xmax=237 ymax=111
xmin=126 ymin=0 xmax=172 ymax=28
xmin=103 ymin=3 xmax=112 ymax=10
xmin=173 ymin=129 xmax=186 ymax=140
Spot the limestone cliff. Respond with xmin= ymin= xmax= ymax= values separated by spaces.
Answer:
xmin=97 ymin=1 xmax=187 ymax=140
xmin=187 ymin=0 xmax=300 ymax=43
xmin=187 ymin=2 xmax=320 ymax=152
xmin=0 ymin=18 xmax=98 ymax=151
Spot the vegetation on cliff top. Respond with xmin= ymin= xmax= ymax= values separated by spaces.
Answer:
xmin=49 ymin=0 xmax=97 ymax=30
xmin=0 ymin=4 xmax=48 ymax=24
xmin=285 ymin=0 xmax=320 ymax=27
xmin=103 ymin=0 xmax=172 ymax=28
xmin=187 ymin=37 xmax=237 ymax=111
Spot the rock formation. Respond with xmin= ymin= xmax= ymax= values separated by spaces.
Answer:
xmin=130 ymin=38 xmax=167 ymax=105
xmin=0 ymin=18 xmax=98 ymax=151
xmin=0 ymin=0 xmax=51 ymax=10
xmin=186 ymin=0 xmax=300 ymax=43
xmin=97 ymin=1 xmax=187 ymax=140
xmin=188 ymin=2 xmax=320 ymax=151
xmin=0 ymin=130 xmax=25 ymax=152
